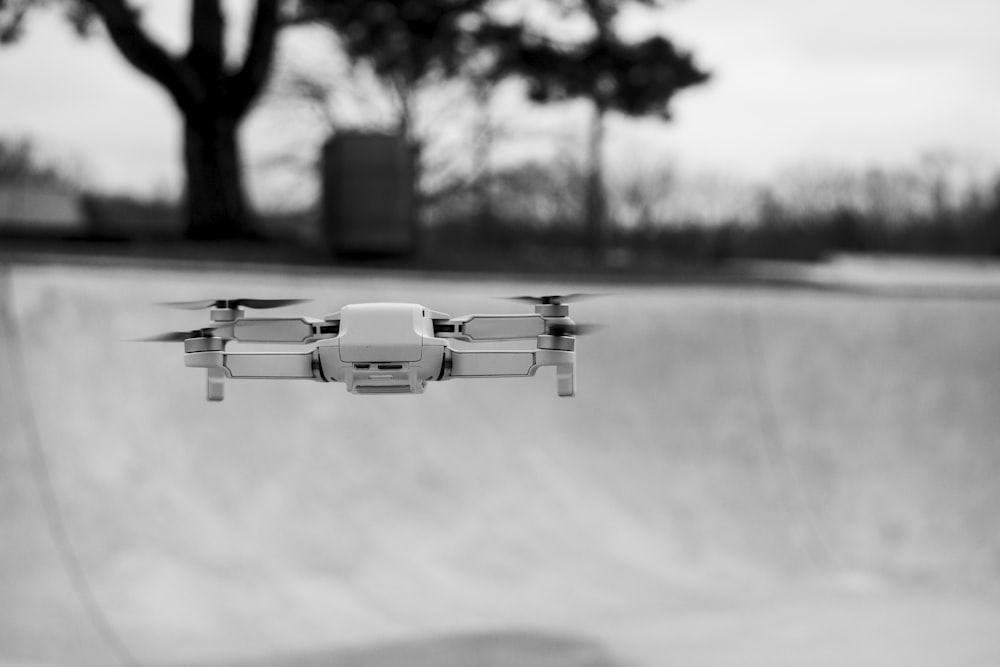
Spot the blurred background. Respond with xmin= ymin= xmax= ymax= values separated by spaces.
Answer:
xmin=1 ymin=1 xmax=999 ymax=666
xmin=1 ymin=0 xmax=998 ymax=267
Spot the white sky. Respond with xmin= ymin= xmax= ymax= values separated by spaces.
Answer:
xmin=0 ymin=0 xmax=998 ymax=199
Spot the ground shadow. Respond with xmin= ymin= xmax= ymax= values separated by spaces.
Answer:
xmin=199 ymin=629 xmax=628 ymax=667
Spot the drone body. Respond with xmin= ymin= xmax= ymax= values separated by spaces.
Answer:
xmin=156 ymin=296 xmax=591 ymax=401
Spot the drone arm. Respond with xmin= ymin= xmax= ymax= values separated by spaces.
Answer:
xmin=186 ymin=349 xmax=322 ymax=401
xmin=187 ymin=350 xmax=319 ymax=378
xmin=436 ymin=315 xmax=545 ymax=341
xmin=449 ymin=350 xmax=537 ymax=376
xmin=448 ymin=348 xmax=575 ymax=396
xmin=222 ymin=352 xmax=319 ymax=379
xmin=211 ymin=317 xmax=335 ymax=344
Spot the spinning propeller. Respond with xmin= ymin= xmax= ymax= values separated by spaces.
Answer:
xmin=504 ymin=293 xmax=605 ymax=335
xmin=162 ymin=298 xmax=310 ymax=310
xmin=506 ymin=293 xmax=599 ymax=305
xmin=135 ymin=328 xmax=218 ymax=342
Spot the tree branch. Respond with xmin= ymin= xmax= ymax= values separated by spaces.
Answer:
xmin=228 ymin=0 xmax=280 ymax=118
xmin=186 ymin=0 xmax=224 ymax=77
xmin=0 ymin=0 xmax=32 ymax=44
xmin=86 ymin=0 xmax=199 ymax=112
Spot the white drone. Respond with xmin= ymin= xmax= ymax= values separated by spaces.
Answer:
xmin=145 ymin=294 xmax=597 ymax=401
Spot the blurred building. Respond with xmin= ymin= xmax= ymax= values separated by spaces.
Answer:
xmin=321 ymin=132 xmax=416 ymax=257
xmin=0 ymin=179 xmax=86 ymax=237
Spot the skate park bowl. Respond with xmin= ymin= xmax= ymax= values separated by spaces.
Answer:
xmin=2 ymin=257 xmax=999 ymax=666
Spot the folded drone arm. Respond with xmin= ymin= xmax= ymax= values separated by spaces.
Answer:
xmin=223 ymin=352 xmax=318 ymax=379
xmin=211 ymin=317 xmax=334 ymax=344
xmin=187 ymin=349 xmax=318 ymax=377
xmin=448 ymin=348 xmax=575 ymax=396
xmin=186 ymin=349 xmax=321 ymax=401
xmin=436 ymin=315 xmax=545 ymax=341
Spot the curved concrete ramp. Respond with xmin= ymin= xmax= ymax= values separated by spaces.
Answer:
xmin=2 ymin=262 xmax=999 ymax=667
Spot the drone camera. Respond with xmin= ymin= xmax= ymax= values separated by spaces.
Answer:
xmin=334 ymin=359 xmax=433 ymax=395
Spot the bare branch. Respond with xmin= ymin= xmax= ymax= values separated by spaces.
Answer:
xmin=0 ymin=0 xmax=37 ymax=44
xmin=228 ymin=0 xmax=281 ymax=118
xmin=185 ymin=0 xmax=224 ymax=76
xmin=86 ymin=0 xmax=199 ymax=111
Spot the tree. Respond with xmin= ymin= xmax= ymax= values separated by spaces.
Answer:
xmin=0 ymin=136 xmax=66 ymax=183
xmin=252 ymin=32 xmax=491 ymax=225
xmin=298 ymin=0 xmax=707 ymax=262
xmin=295 ymin=0 xmax=500 ymax=223
xmin=298 ymin=0 xmax=489 ymax=138
xmin=1 ymin=0 xmax=281 ymax=239
xmin=487 ymin=0 xmax=710 ymax=265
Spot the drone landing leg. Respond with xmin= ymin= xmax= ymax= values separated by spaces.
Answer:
xmin=207 ymin=368 xmax=226 ymax=402
xmin=556 ymin=362 xmax=575 ymax=397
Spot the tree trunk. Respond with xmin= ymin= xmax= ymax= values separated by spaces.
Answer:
xmin=86 ymin=0 xmax=280 ymax=241
xmin=586 ymin=102 xmax=607 ymax=268
xmin=473 ymin=80 xmax=495 ymax=236
xmin=183 ymin=111 xmax=251 ymax=240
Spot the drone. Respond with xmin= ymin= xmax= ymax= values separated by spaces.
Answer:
xmin=143 ymin=294 xmax=598 ymax=401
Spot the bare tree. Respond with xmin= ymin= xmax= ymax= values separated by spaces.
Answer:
xmin=2 ymin=0 xmax=282 ymax=239
xmin=488 ymin=0 xmax=710 ymax=265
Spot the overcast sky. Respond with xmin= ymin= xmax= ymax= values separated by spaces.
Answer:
xmin=1 ymin=0 xmax=998 ymax=199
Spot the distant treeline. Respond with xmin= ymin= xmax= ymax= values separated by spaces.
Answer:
xmin=425 ymin=155 xmax=1000 ymax=266
xmin=54 ymin=167 xmax=1000 ymax=266
xmin=6 ymin=135 xmax=999 ymax=265
xmin=424 ymin=206 xmax=1000 ymax=272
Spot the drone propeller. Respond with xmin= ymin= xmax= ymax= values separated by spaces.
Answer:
xmin=506 ymin=293 xmax=601 ymax=305
xmin=162 ymin=298 xmax=310 ymax=310
xmin=133 ymin=328 xmax=218 ymax=342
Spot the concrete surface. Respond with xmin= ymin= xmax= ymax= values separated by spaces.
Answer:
xmin=2 ymin=260 xmax=999 ymax=666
